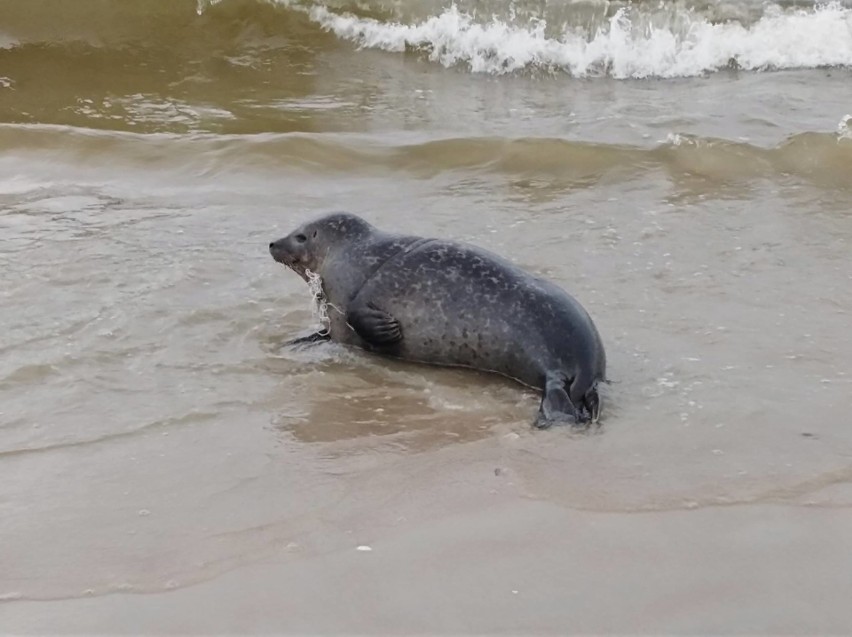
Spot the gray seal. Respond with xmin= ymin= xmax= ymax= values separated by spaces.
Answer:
xmin=269 ymin=212 xmax=606 ymax=428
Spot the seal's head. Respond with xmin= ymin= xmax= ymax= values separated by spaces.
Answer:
xmin=269 ymin=212 xmax=373 ymax=281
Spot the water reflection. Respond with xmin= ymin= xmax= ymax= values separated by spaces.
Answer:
xmin=268 ymin=345 xmax=533 ymax=450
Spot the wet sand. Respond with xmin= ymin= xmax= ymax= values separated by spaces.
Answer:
xmin=4 ymin=495 xmax=852 ymax=633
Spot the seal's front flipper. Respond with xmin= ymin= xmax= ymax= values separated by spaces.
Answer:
xmin=284 ymin=330 xmax=331 ymax=348
xmin=346 ymin=303 xmax=402 ymax=348
xmin=535 ymin=374 xmax=586 ymax=429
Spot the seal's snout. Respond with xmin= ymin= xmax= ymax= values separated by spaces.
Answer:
xmin=269 ymin=238 xmax=288 ymax=262
xmin=269 ymin=236 xmax=310 ymax=281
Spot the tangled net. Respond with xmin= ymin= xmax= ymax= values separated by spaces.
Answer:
xmin=305 ymin=269 xmax=331 ymax=334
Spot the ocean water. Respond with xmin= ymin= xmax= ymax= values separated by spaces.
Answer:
xmin=1 ymin=0 xmax=852 ymax=616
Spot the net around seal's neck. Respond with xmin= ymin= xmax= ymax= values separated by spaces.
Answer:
xmin=304 ymin=268 xmax=331 ymax=335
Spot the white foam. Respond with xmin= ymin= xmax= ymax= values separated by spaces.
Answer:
xmin=665 ymin=133 xmax=688 ymax=147
xmin=838 ymin=113 xmax=852 ymax=140
xmin=0 ymin=591 xmax=23 ymax=601
xmin=0 ymin=34 xmax=18 ymax=50
xmin=302 ymin=2 xmax=852 ymax=78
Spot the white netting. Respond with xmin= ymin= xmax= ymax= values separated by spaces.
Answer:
xmin=305 ymin=268 xmax=330 ymax=333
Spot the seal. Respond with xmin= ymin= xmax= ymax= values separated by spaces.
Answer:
xmin=269 ymin=212 xmax=606 ymax=428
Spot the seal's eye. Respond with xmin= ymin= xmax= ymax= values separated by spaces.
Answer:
xmin=312 ymin=230 xmax=318 ymax=238
xmin=294 ymin=233 xmax=308 ymax=244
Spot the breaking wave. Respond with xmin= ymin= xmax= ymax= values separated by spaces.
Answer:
xmin=299 ymin=1 xmax=852 ymax=77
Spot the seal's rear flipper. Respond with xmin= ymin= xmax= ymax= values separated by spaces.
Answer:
xmin=535 ymin=374 xmax=586 ymax=429
xmin=584 ymin=385 xmax=601 ymax=423
xmin=347 ymin=302 xmax=402 ymax=348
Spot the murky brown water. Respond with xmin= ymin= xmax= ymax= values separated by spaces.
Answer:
xmin=2 ymin=0 xmax=852 ymax=632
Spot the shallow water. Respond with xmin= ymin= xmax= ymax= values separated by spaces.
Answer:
xmin=1 ymin=0 xmax=852 ymax=624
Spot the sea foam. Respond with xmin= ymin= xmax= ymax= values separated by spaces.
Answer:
xmin=301 ymin=1 xmax=852 ymax=78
